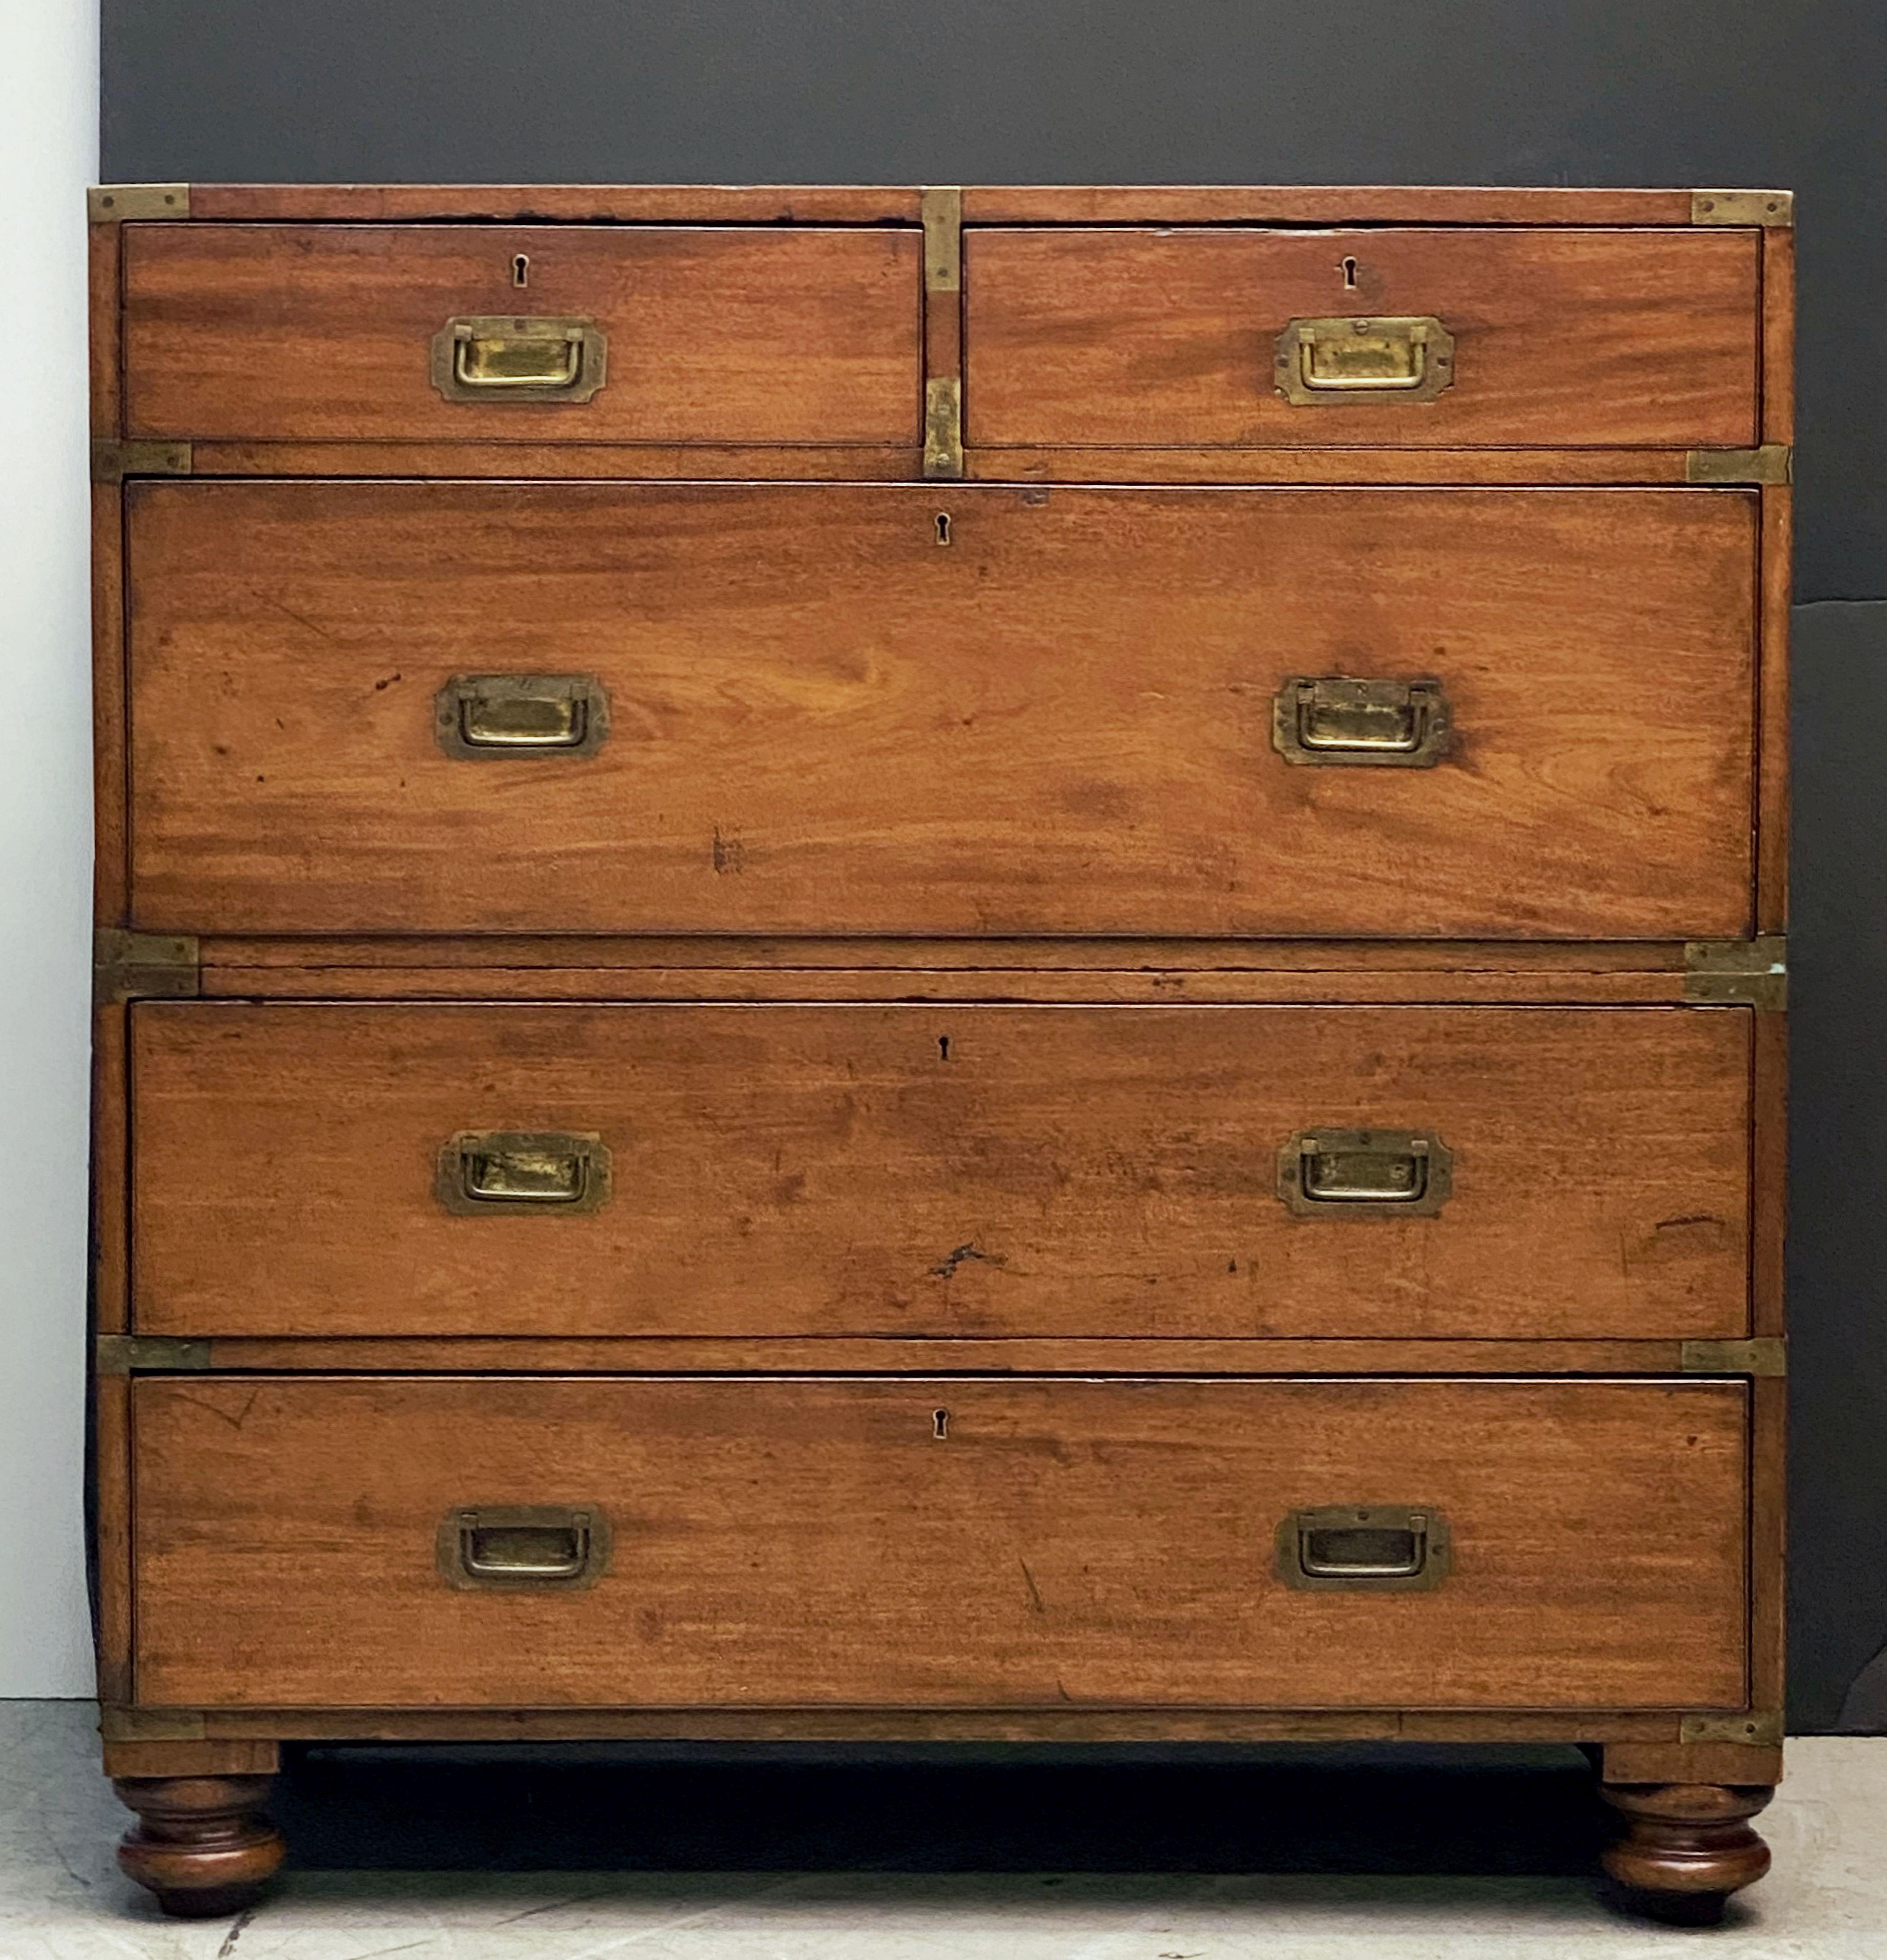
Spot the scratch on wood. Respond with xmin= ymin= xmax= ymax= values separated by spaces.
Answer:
xmin=711 ymin=826 xmax=746 ymax=874
xmin=927 ymin=1243 xmax=1007 ymax=1280
xmin=1019 ymin=1559 xmax=1046 ymax=1614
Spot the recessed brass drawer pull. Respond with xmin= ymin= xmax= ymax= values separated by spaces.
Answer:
xmin=433 ymin=674 xmax=610 ymax=759
xmin=1274 ymin=315 xmax=1455 ymax=404
xmin=438 ymin=1505 xmax=611 ymax=1589
xmin=1277 ymin=1128 xmax=1453 ymax=1218
xmin=429 ymin=315 xmax=608 ymax=402
xmin=1277 ymin=1505 xmax=1450 ymax=1591
xmin=1272 ymin=676 xmax=1452 ymax=768
xmin=436 ymin=1131 xmax=612 ymax=1215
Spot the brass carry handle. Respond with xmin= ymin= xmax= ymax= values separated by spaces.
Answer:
xmin=1272 ymin=677 xmax=1452 ymax=768
xmin=1276 ymin=1506 xmax=1451 ymax=1592
xmin=436 ymin=1131 xmax=612 ymax=1215
xmin=1274 ymin=316 xmax=1456 ymax=404
xmin=1277 ymin=1129 xmax=1453 ymax=1218
xmin=437 ymin=1506 xmax=611 ymax=1589
xmin=434 ymin=675 xmax=610 ymax=759
xmin=429 ymin=315 xmax=608 ymax=402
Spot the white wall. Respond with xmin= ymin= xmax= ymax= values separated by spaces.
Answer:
xmin=0 ymin=0 xmax=101 ymax=1695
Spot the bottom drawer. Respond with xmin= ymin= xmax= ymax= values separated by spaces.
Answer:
xmin=132 ymin=1376 xmax=1748 ymax=1711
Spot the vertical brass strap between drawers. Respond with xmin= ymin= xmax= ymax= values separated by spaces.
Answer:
xmin=921 ymin=186 xmax=964 ymax=480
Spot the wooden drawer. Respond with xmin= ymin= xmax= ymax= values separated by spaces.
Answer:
xmin=130 ymin=1002 xmax=1751 ymax=1342
xmin=129 ymin=1375 xmax=1748 ymax=1710
xmin=125 ymin=481 xmax=1756 ymax=939
xmin=121 ymin=224 xmax=921 ymax=446
xmin=965 ymin=228 xmax=1759 ymax=449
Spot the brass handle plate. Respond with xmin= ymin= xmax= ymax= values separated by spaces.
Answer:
xmin=438 ymin=1505 xmax=611 ymax=1589
xmin=433 ymin=675 xmax=610 ymax=759
xmin=1277 ymin=1129 xmax=1453 ymax=1219
xmin=1274 ymin=316 xmax=1455 ymax=404
xmin=1276 ymin=1506 xmax=1450 ymax=1592
xmin=1272 ymin=677 xmax=1452 ymax=768
xmin=436 ymin=1131 xmax=612 ymax=1216
xmin=429 ymin=315 xmax=608 ymax=402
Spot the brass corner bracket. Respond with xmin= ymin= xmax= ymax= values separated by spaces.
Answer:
xmin=1685 ymin=445 xmax=1792 ymax=486
xmin=1680 ymin=1711 xmax=1785 ymax=1748
xmin=1680 ymin=1338 xmax=1787 ymax=1379
xmin=94 ymin=929 xmax=201 ymax=1004
xmin=89 ymin=184 xmax=191 ymax=223
xmin=95 ymin=1335 xmax=214 ymax=1376
xmin=1684 ymin=937 xmax=1786 ymax=1011
xmin=920 ymin=185 xmax=962 ymax=293
xmin=921 ymin=186 xmax=965 ymax=482
xmin=1691 ymin=190 xmax=1793 ymax=228
xmin=91 ymin=441 xmax=193 ymax=485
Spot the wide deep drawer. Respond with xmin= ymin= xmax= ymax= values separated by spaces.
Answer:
xmin=965 ymin=227 xmax=1760 ymax=449
xmin=125 ymin=481 xmax=1757 ymax=938
xmin=120 ymin=224 xmax=922 ymax=446
xmin=129 ymin=1375 xmax=1748 ymax=1710
xmin=130 ymin=1002 xmax=1752 ymax=1341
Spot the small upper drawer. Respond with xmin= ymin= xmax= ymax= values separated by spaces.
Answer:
xmin=965 ymin=228 xmax=1760 ymax=449
xmin=120 ymin=224 xmax=922 ymax=445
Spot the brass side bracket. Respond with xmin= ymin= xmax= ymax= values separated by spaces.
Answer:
xmin=96 ymin=1335 xmax=214 ymax=1376
xmin=95 ymin=929 xmax=201 ymax=1004
xmin=91 ymin=441 xmax=193 ymax=485
xmin=921 ymin=185 xmax=964 ymax=482
xmin=1685 ymin=444 xmax=1792 ymax=486
xmin=1680 ymin=1338 xmax=1786 ymax=1378
xmin=1690 ymin=190 xmax=1793 ymax=227
xmin=1680 ymin=1711 xmax=1785 ymax=1747
xmin=1684 ymin=937 xmax=1786 ymax=1010
xmin=89 ymin=184 xmax=191 ymax=223
xmin=99 ymin=1706 xmax=208 ymax=1742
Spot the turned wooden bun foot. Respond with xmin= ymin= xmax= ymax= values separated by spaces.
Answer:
xmin=114 ymin=1775 xmax=285 ymax=1918
xmin=1601 ymin=1782 xmax=1773 ymax=1923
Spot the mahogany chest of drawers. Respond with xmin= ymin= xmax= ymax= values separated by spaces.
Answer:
xmin=88 ymin=181 xmax=1792 ymax=1923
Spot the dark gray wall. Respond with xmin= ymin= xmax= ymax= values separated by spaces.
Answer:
xmin=102 ymin=0 xmax=1887 ymax=1729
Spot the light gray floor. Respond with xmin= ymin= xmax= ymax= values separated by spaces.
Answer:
xmin=4 ymin=1702 xmax=1882 ymax=1959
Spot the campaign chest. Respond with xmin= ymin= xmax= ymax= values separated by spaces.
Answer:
xmin=89 ymin=181 xmax=1792 ymax=1923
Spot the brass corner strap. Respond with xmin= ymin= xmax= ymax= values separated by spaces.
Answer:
xmin=921 ymin=185 xmax=964 ymax=482
xmin=1684 ymin=936 xmax=1786 ymax=1011
xmin=1685 ymin=444 xmax=1792 ymax=486
xmin=96 ymin=1336 xmax=214 ymax=1376
xmin=1680 ymin=1712 xmax=1785 ymax=1748
xmin=89 ymin=184 xmax=191 ymax=223
xmin=91 ymin=441 xmax=193 ymax=485
xmin=1680 ymin=1338 xmax=1786 ymax=1378
xmin=94 ymin=929 xmax=201 ymax=1004
xmin=1690 ymin=190 xmax=1793 ymax=227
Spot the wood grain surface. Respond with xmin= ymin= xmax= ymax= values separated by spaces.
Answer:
xmin=126 ymin=481 xmax=1757 ymax=938
xmin=122 ymin=225 xmax=921 ymax=445
xmin=130 ymin=1002 xmax=1750 ymax=1341
xmin=966 ymin=228 xmax=1759 ymax=449
xmin=131 ymin=1375 xmax=1748 ymax=1711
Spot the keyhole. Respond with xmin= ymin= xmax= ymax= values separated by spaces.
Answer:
xmin=934 ymin=512 xmax=952 ymax=546
xmin=937 ymin=1035 xmax=951 ymax=1061
xmin=1341 ymin=256 xmax=1359 ymax=290
xmin=933 ymin=1408 xmax=950 ymax=1439
xmin=512 ymin=253 xmax=530 ymax=288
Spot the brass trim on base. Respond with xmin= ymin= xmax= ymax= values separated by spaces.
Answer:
xmin=1681 ymin=1712 xmax=1785 ymax=1747
xmin=99 ymin=1707 xmax=209 ymax=1742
